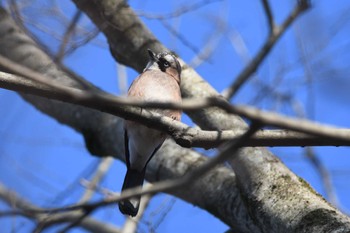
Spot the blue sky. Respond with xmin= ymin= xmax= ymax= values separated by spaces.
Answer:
xmin=1 ymin=0 xmax=350 ymax=232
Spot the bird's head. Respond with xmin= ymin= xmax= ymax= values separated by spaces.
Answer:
xmin=144 ymin=49 xmax=181 ymax=84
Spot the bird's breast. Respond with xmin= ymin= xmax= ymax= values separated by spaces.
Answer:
xmin=128 ymin=70 xmax=182 ymax=120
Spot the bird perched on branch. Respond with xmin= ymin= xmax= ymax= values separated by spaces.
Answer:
xmin=119 ymin=49 xmax=182 ymax=217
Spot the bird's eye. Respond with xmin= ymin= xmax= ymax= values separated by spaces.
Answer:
xmin=163 ymin=60 xmax=170 ymax=67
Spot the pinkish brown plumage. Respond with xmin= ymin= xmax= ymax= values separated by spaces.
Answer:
xmin=119 ymin=49 xmax=182 ymax=217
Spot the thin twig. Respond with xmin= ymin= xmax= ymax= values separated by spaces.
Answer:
xmin=0 ymin=183 xmax=120 ymax=233
xmin=62 ymin=27 xmax=102 ymax=58
xmin=189 ymin=14 xmax=226 ymax=68
xmin=55 ymin=10 xmax=83 ymax=62
xmin=147 ymin=197 xmax=176 ymax=232
xmin=293 ymin=23 xmax=340 ymax=209
xmin=79 ymin=157 xmax=114 ymax=203
xmin=136 ymin=0 xmax=223 ymax=19
xmin=160 ymin=19 xmax=203 ymax=60
xmin=47 ymin=158 xmax=114 ymax=232
xmin=221 ymin=0 xmax=310 ymax=99
xmin=261 ymin=0 xmax=274 ymax=33
xmin=305 ymin=148 xmax=339 ymax=207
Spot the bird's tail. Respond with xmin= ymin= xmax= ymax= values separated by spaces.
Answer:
xmin=118 ymin=168 xmax=145 ymax=217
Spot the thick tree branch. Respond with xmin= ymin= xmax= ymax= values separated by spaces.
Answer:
xmin=229 ymin=146 xmax=350 ymax=232
xmin=55 ymin=9 xmax=83 ymax=62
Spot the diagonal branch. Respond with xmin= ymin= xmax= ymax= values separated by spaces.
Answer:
xmin=305 ymin=147 xmax=339 ymax=207
xmin=55 ymin=9 xmax=83 ymax=62
xmin=0 ymin=183 xmax=121 ymax=233
xmin=78 ymin=157 xmax=114 ymax=203
xmin=221 ymin=0 xmax=310 ymax=99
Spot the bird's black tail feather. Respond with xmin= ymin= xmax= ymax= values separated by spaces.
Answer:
xmin=118 ymin=168 xmax=145 ymax=217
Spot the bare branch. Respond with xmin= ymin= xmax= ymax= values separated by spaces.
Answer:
xmin=222 ymin=0 xmax=311 ymax=99
xmin=55 ymin=10 xmax=82 ymax=62
xmin=1 ymin=70 xmax=350 ymax=148
xmin=159 ymin=19 xmax=203 ymax=59
xmin=79 ymin=157 xmax=114 ymax=204
xmin=261 ymin=0 xmax=274 ymax=33
xmin=55 ymin=209 xmax=92 ymax=233
xmin=0 ymin=183 xmax=121 ymax=233
xmin=62 ymin=27 xmax=102 ymax=56
xmin=189 ymin=14 xmax=225 ymax=68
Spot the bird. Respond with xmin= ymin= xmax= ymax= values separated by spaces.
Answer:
xmin=118 ymin=49 xmax=182 ymax=217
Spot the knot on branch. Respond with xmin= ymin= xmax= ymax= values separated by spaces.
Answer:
xmin=173 ymin=132 xmax=193 ymax=148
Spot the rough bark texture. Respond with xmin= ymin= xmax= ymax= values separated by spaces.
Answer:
xmin=231 ymin=147 xmax=350 ymax=232
xmin=1 ymin=1 xmax=350 ymax=232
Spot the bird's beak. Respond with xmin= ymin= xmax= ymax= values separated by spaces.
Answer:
xmin=147 ymin=49 xmax=158 ymax=62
